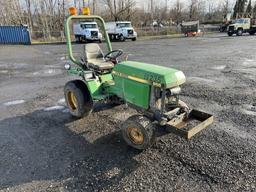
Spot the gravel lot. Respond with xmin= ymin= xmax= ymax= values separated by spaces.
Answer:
xmin=0 ymin=33 xmax=256 ymax=192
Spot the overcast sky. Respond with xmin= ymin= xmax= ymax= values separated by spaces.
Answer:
xmin=134 ymin=0 xmax=254 ymax=10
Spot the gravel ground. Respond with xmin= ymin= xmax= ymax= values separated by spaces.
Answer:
xmin=0 ymin=33 xmax=256 ymax=192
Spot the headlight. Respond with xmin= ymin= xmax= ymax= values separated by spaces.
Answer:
xmin=64 ymin=63 xmax=71 ymax=70
xmin=84 ymin=72 xmax=93 ymax=79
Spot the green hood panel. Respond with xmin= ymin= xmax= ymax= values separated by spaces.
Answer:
xmin=113 ymin=61 xmax=186 ymax=88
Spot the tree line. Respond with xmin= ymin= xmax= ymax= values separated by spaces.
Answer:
xmin=1 ymin=0 xmax=256 ymax=36
xmin=233 ymin=0 xmax=256 ymax=17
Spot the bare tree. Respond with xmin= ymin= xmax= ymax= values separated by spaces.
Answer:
xmin=170 ymin=0 xmax=184 ymax=24
xmin=102 ymin=0 xmax=135 ymax=21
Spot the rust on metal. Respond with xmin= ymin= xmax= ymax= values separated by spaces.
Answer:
xmin=166 ymin=109 xmax=213 ymax=139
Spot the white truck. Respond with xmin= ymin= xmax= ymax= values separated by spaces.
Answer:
xmin=105 ymin=21 xmax=137 ymax=41
xmin=73 ymin=21 xmax=102 ymax=43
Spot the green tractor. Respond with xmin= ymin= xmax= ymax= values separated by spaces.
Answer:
xmin=64 ymin=10 xmax=213 ymax=150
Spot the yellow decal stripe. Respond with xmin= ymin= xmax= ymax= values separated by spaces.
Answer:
xmin=112 ymin=71 xmax=162 ymax=87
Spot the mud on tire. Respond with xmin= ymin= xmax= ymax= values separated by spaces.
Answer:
xmin=121 ymin=115 xmax=156 ymax=150
xmin=64 ymin=80 xmax=93 ymax=118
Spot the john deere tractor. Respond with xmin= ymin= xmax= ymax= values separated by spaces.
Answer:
xmin=64 ymin=8 xmax=213 ymax=150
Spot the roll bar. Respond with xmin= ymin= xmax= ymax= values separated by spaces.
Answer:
xmin=65 ymin=15 xmax=112 ymax=68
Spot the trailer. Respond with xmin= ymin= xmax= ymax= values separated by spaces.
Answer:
xmin=181 ymin=21 xmax=200 ymax=37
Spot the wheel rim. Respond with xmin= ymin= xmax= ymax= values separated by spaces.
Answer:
xmin=67 ymin=91 xmax=78 ymax=110
xmin=128 ymin=127 xmax=144 ymax=145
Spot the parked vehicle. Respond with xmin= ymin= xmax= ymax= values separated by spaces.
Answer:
xmin=73 ymin=21 xmax=102 ymax=43
xmin=105 ymin=21 xmax=137 ymax=41
xmin=227 ymin=18 xmax=256 ymax=36
xmin=181 ymin=21 xmax=200 ymax=37
xmin=220 ymin=12 xmax=233 ymax=32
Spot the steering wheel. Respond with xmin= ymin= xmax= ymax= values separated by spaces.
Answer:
xmin=104 ymin=49 xmax=123 ymax=62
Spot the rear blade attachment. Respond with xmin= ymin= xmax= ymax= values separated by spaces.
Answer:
xmin=166 ymin=109 xmax=213 ymax=139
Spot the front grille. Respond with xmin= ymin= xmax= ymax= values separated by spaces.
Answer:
xmin=127 ymin=29 xmax=134 ymax=35
xmin=228 ymin=26 xmax=234 ymax=31
xmin=91 ymin=31 xmax=98 ymax=37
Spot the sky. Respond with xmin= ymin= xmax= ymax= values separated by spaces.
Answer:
xmin=134 ymin=0 xmax=253 ymax=11
xmin=135 ymin=0 xmax=233 ymax=7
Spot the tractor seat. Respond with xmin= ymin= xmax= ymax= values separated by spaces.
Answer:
xmin=85 ymin=43 xmax=114 ymax=71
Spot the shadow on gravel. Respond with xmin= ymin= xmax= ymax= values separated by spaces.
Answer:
xmin=0 ymin=108 xmax=140 ymax=191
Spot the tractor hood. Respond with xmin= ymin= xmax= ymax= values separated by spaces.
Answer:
xmin=112 ymin=61 xmax=186 ymax=88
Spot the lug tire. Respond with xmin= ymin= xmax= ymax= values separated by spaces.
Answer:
xmin=121 ymin=115 xmax=156 ymax=150
xmin=64 ymin=81 xmax=93 ymax=118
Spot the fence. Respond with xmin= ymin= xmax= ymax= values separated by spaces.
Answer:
xmin=27 ymin=25 xmax=220 ymax=43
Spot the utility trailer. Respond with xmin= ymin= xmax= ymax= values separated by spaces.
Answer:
xmin=181 ymin=21 xmax=200 ymax=37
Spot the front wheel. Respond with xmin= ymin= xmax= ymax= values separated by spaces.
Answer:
xmin=64 ymin=81 xmax=93 ymax=118
xmin=132 ymin=37 xmax=137 ymax=41
xmin=121 ymin=115 xmax=156 ymax=150
xmin=228 ymin=32 xmax=233 ymax=36
xmin=75 ymin=35 xmax=81 ymax=43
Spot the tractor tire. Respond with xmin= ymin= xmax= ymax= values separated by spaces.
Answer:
xmin=121 ymin=115 xmax=156 ymax=150
xmin=64 ymin=80 xmax=93 ymax=118
xmin=236 ymin=29 xmax=243 ymax=36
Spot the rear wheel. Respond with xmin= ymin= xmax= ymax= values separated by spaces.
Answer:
xmin=249 ymin=31 xmax=255 ymax=35
xmin=237 ymin=29 xmax=243 ymax=36
xmin=119 ymin=35 xmax=125 ymax=42
xmin=121 ymin=115 xmax=156 ymax=150
xmin=64 ymin=81 xmax=93 ymax=118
